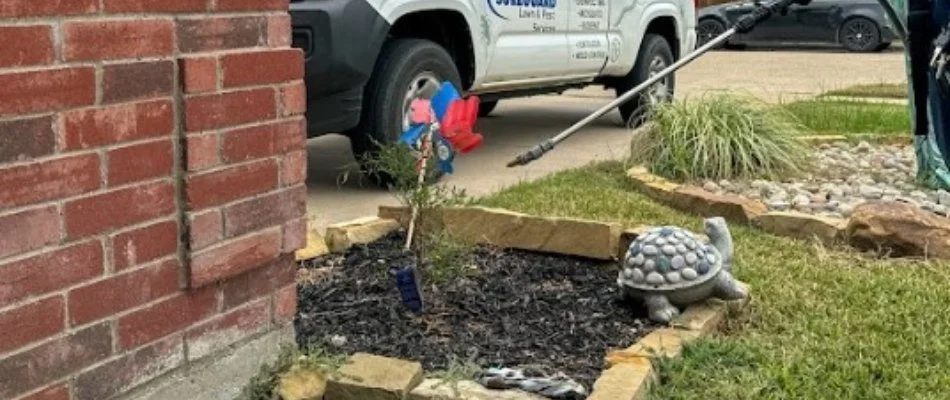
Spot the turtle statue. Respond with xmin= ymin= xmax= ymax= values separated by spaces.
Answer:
xmin=617 ymin=216 xmax=748 ymax=323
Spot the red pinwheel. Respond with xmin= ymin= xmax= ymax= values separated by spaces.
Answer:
xmin=439 ymin=96 xmax=483 ymax=154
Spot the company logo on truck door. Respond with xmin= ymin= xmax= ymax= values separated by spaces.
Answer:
xmin=487 ymin=0 xmax=556 ymax=20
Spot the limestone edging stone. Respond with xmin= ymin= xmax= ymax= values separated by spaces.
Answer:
xmin=378 ymin=205 xmax=622 ymax=260
xmin=324 ymin=216 xmax=401 ymax=253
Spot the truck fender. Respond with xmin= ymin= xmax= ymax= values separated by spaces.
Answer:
xmin=377 ymin=0 xmax=488 ymax=79
xmin=603 ymin=2 xmax=684 ymax=77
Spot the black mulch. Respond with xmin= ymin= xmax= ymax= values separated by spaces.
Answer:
xmin=294 ymin=230 xmax=656 ymax=390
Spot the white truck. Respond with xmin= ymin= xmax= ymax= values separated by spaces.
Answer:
xmin=290 ymin=0 xmax=698 ymax=178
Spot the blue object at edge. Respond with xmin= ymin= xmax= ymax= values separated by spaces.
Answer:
xmin=392 ymin=263 xmax=424 ymax=313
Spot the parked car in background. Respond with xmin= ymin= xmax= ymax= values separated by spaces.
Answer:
xmin=697 ymin=0 xmax=896 ymax=52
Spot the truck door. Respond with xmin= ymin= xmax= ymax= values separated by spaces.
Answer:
xmin=481 ymin=0 xmax=571 ymax=83
xmin=566 ymin=0 xmax=609 ymax=75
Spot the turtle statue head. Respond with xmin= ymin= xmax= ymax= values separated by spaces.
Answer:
xmin=618 ymin=216 xmax=748 ymax=324
xmin=703 ymin=217 xmax=733 ymax=271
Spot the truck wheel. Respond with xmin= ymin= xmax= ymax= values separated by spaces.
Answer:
xmin=349 ymin=38 xmax=462 ymax=187
xmin=478 ymin=100 xmax=499 ymax=117
xmin=616 ymin=33 xmax=675 ymax=128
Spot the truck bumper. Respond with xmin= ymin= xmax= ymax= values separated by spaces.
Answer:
xmin=290 ymin=0 xmax=390 ymax=137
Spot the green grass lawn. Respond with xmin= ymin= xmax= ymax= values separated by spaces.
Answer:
xmin=781 ymin=99 xmax=910 ymax=137
xmin=821 ymin=83 xmax=909 ymax=99
xmin=475 ymin=162 xmax=950 ymax=400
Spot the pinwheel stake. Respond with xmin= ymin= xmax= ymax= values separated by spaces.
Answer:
xmin=390 ymin=81 xmax=485 ymax=314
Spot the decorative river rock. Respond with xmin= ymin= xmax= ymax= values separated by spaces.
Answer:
xmin=617 ymin=217 xmax=748 ymax=323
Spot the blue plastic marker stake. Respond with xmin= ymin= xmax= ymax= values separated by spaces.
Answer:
xmin=391 ymin=262 xmax=424 ymax=313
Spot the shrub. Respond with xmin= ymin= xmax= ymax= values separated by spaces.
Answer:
xmin=629 ymin=93 xmax=812 ymax=182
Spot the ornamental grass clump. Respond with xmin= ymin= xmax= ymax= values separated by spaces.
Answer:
xmin=629 ymin=93 xmax=812 ymax=182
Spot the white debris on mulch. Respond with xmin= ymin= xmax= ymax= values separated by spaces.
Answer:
xmin=699 ymin=141 xmax=950 ymax=219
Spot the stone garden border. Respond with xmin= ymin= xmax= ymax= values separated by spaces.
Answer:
xmin=624 ymin=134 xmax=950 ymax=259
xmin=290 ymin=207 xmax=750 ymax=399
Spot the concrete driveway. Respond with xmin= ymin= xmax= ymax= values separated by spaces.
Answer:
xmin=305 ymin=48 xmax=907 ymax=231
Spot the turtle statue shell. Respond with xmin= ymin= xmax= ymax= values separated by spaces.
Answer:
xmin=618 ymin=225 xmax=722 ymax=290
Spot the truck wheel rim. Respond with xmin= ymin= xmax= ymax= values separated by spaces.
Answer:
xmin=647 ymin=56 xmax=671 ymax=104
xmin=402 ymin=72 xmax=441 ymax=132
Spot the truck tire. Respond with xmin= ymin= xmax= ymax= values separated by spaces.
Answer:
xmin=616 ymin=33 xmax=675 ymax=128
xmin=349 ymin=38 xmax=462 ymax=187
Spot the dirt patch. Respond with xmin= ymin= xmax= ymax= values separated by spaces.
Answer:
xmin=295 ymin=230 xmax=655 ymax=389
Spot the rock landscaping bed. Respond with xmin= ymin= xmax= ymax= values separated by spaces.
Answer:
xmin=294 ymin=229 xmax=656 ymax=391
xmin=696 ymin=140 xmax=950 ymax=219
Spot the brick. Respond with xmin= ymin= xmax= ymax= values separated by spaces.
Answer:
xmin=274 ymin=284 xmax=297 ymax=324
xmin=0 ymin=296 xmax=65 ymax=355
xmin=68 ymin=258 xmax=179 ymax=327
xmin=64 ymin=19 xmax=175 ymax=61
xmin=185 ymin=298 xmax=269 ymax=360
xmin=215 ymin=0 xmax=288 ymax=11
xmin=21 ymin=384 xmax=70 ymax=400
xmin=102 ymin=60 xmax=175 ymax=104
xmin=0 ymin=115 xmax=55 ymax=163
xmin=189 ymin=209 xmax=222 ymax=250
xmin=0 ymin=241 xmax=103 ymax=308
xmin=65 ymin=181 xmax=176 ymax=239
xmin=325 ymin=353 xmax=424 ymax=400
xmin=220 ymin=253 xmax=294 ymax=310
xmin=190 ymin=228 xmax=282 ymax=288
xmin=112 ymin=219 xmax=179 ymax=271
xmin=0 ymin=323 xmax=111 ymax=399
xmin=223 ymin=186 xmax=305 ymax=238
xmin=267 ymin=14 xmax=292 ymax=47
xmin=0 ymin=67 xmax=95 ymax=117
xmin=107 ymin=139 xmax=174 ymax=186
xmin=274 ymin=117 xmax=306 ymax=153
xmin=221 ymin=123 xmax=277 ymax=163
xmin=117 ymin=286 xmax=217 ymax=350
xmin=0 ymin=205 xmax=60 ymax=259
xmin=75 ymin=334 xmax=183 ymax=400
xmin=186 ymin=159 xmax=278 ymax=209
xmin=63 ymin=99 xmax=174 ymax=150
xmin=0 ymin=25 xmax=54 ymax=68
xmin=221 ymin=49 xmax=303 ymax=88
xmin=177 ymin=16 xmax=265 ymax=53
xmin=103 ymin=0 xmax=206 ymax=13
xmin=0 ymin=0 xmax=98 ymax=17
xmin=186 ymin=133 xmax=219 ymax=171
xmin=282 ymin=216 xmax=307 ymax=253
xmin=280 ymin=82 xmax=306 ymax=117
xmin=0 ymin=153 xmax=100 ymax=209
xmin=221 ymin=119 xmax=304 ymax=163
xmin=180 ymin=57 xmax=218 ymax=94
xmin=280 ymin=150 xmax=308 ymax=186
xmin=185 ymin=88 xmax=277 ymax=131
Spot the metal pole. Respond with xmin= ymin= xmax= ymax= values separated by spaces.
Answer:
xmin=506 ymin=0 xmax=808 ymax=168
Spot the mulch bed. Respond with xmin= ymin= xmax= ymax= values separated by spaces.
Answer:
xmin=294 ymin=230 xmax=656 ymax=390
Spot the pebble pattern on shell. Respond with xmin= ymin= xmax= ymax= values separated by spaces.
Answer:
xmin=621 ymin=226 xmax=718 ymax=287
xmin=699 ymin=141 xmax=950 ymax=219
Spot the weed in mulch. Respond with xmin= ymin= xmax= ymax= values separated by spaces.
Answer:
xmin=295 ymin=230 xmax=656 ymax=389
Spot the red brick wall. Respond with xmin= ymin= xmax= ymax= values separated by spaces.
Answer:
xmin=0 ymin=1 xmax=306 ymax=399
